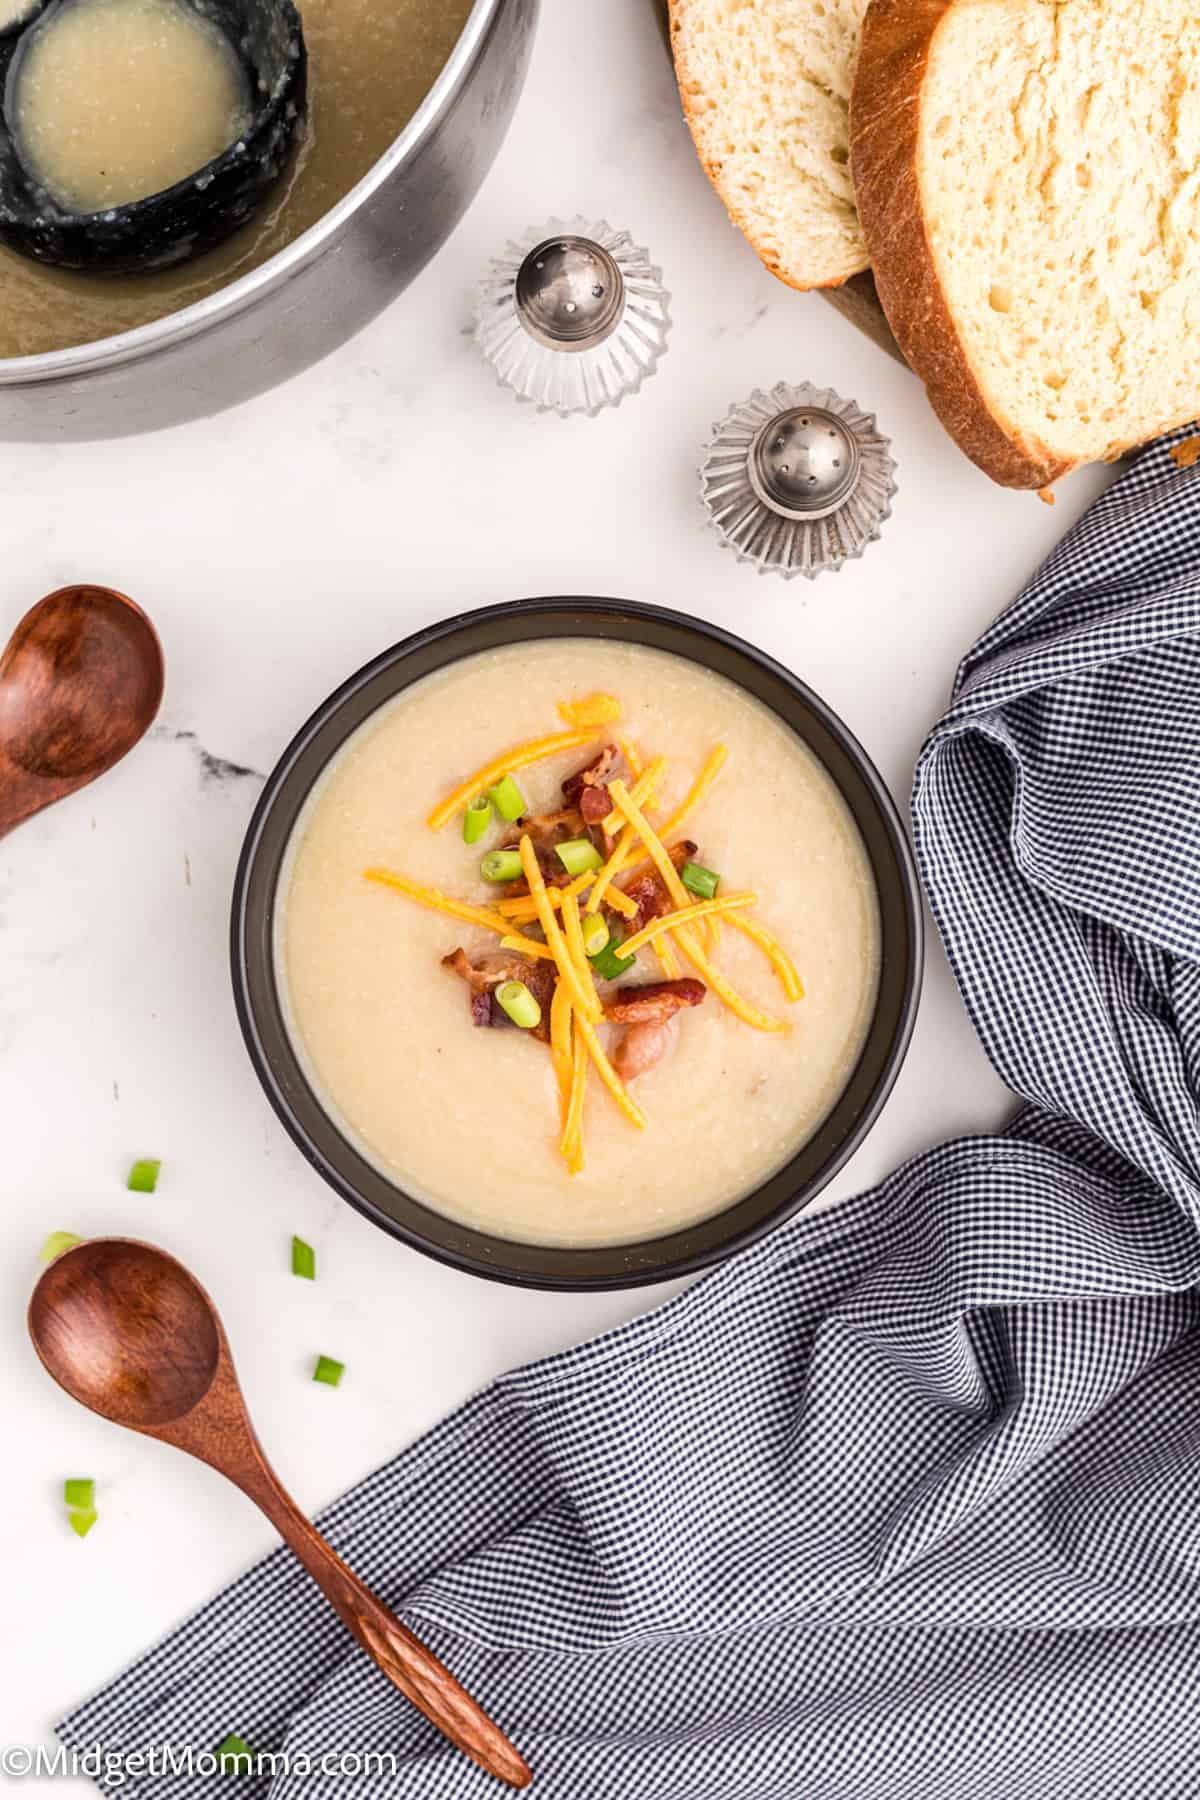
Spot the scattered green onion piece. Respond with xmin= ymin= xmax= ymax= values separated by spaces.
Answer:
xmin=127 ymin=1158 xmax=161 ymax=1193
xmin=313 ymin=1355 xmax=344 ymax=1388
xmin=487 ymin=774 xmax=526 ymax=823
xmin=681 ymin=861 xmax=721 ymax=901
xmin=39 ymin=1230 xmax=82 ymax=1263
xmin=291 ymin=1236 xmax=316 ymax=1281
xmin=462 ymin=794 xmax=492 ymax=844
xmin=68 ymin=1508 xmax=98 ymax=1539
xmin=590 ymin=928 xmax=636 ymax=981
xmin=480 ymin=847 xmax=524 ymax=884
xmin=495 ymin=980 xmax=542 ymax=1030
xmin=64 ymin=1478 xmax=94 ymax=1510
xmin=580 ymin=912 xmax=610 ymax=958
xmin=218 ymin=1734 xmax=255 ymax=1774
xmin=555 ymin=838 xmax=603 ymax=878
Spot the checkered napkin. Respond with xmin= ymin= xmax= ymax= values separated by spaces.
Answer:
xmin=60 ymin=432 xmax=1200 ymax=1798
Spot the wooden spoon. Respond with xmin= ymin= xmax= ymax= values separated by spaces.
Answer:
xmin=28 ymin=1238 xmax=532 ymax=1789
xmin=0 ymin=586 xmax=164 ymax=839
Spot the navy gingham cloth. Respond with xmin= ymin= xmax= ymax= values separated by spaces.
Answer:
xmin=60 ymin=431 xmax=1200 ymax=1797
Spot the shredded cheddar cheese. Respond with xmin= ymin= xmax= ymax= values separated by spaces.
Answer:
xmin=558 ymin=693 xmax=622 ymax=728
xmin=364 ymin=870 xmax=533 ymax=942
xmin=426 ymin=729 xmax=596 ymax=831
xmin=662 ymin=745 xmax=727 ymax=838
xmin=561 ymin=1016 xmax=588 ymax=1171
xmin=561 ymin=890 xmax=601 ymax=1019
xmin=587 ymin=821 xmax=639 ymax=915
xmin=605 ymin=785 xmax=785 ymax=1033
xmin=550 ymin=978 xmax=574 ymax=1108
xmin=498 ymin=934 xmax=557 ymax=961
xmin=603 ymin=884 xmax=639 ymax=920
xmin=519 ymin=836 xmax=602 ymax=1023
xmin=619 ymin=892 xmax=758 ymax=958
xmin=496 ymin=871 xmax=593 ymax=921
xmin=617 ymin=737 xmax=645 ymax=781
xmin=497 ymin=872 xmax=636 ymax=926
xmin=675 ymin=927 xmax=786 ymax=1033
xmin=601 ymin=755 xmax=667 ymax=838
xmin=573 ymin=1006 xmax=647 ymax=1131
xmin=588 ymin=759 xmax=667 ymax=914
xmin=725 ymin=914 xmax=805 ymax=1002
xmin=653 ymin=936 xmax=682 ymax=979
xmin=605 ymin=780 xmax=693 ymax=914
xmin=620 ymin=746 xmax=729 ymax=884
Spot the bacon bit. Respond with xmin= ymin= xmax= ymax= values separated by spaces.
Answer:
xmin=612 ymin=1020 xmax=674 ymax=1083
xmin=602 ymin=978 xmax=706 ymax=1025
xmin=616 ymin=839 xmax=697 ymax=931
xmin=499 ymin=808 xmax=585 ymax=849
xmin=579 ymin=785 xmax=612 ymax=825
xmin=441 ymin=947 xmax=555 ymax=1042
xmin=499 ymin=808 xmax=588 ymax=891
xmin=562 ymin=745 xmax=620 ymax=831
xmin=1170 ymin=437 xmax=1200 ymax=470
xmin=562 ymin=744 xmax=619 ymax=805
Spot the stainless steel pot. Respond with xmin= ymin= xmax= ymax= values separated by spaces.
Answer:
xmin=0 ymin=0 xmax=538 ymax=441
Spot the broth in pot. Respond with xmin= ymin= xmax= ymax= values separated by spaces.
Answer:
xmin=0 ymin=0 xmax=473 ymax=355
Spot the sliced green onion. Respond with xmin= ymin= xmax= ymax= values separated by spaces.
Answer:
xmin=313 ymin=1354 xmax=344 ymax=1388
xmin=590 ymin=928 xmax=636 ymax=981
xmin=480 ymin=847 xmax=524 ymax=884
xmin=555 ymin=838 xmax=603 ymax=877
xmin=68 ymin=1508 xmax=98 ymax=1539
xmin=580 ymin=912 xmax=610 ymax=957
xmin=487 ymin=774 xmax=526 ymax=823
xmin=64 ymin=1478 xmax=94 ymax=1510
xmin=218 ymin=1734 xmax=255 ymax=1773
xmin=39 ymin=1230 xmax=82 ymax=1263
xmin=291 ymin=1236 xmax=316 ymax=1280
xmin=127 ymin=1158 xmax=161 ymax=1193
xmin=681 ymin=861 xmax=721 ymax=901
xmin=495 ymin=980 xmax=542 ymax=1030
xmin=462 ymin=794 xmax=493 ymax=844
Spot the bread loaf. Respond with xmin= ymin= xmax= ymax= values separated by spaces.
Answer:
xmin=852 ymin=0 xmax=1200 ymax=488
xmin=670 ymin=0 xmax=871 ymax=290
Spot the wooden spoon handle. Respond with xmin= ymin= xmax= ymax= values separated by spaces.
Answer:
xmin=242 ymin=1463 xmax=531 ymax=1788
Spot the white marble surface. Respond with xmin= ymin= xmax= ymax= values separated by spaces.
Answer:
xmin=0 ymin=0 xmax=1113 ymax=1785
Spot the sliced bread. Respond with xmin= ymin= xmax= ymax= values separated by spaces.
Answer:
xmin=670 ymin=0 xmax=872 ymax=290
xmin=852 ymin=0 xmax=1200 ymax=488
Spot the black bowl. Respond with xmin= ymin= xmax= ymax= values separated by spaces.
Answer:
xmin=231 ymin=599 xmax=924 ymax=1290
xmin=0 ymin=0 xmax=305 ymax=274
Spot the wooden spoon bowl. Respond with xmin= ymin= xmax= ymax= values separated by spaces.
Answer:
xmin=33 ymin=1239 xmax=220 ymax=1427
xmin=29 ymin=1238 xmax=531 ymax=1788
xmin=0 ymin=585 xmax=163 ymax=838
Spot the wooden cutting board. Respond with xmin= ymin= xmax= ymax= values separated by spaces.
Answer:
xmin=650 ymin=0 xmax=907 ymax=367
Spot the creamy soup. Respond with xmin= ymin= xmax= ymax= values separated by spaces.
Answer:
xmin=0 ymin=0 xmax=40 ymax=28
xmin=14 ymin=0 xmax=251 ymax=213
xmin=0 ymin=0 xmax=472 ymax=355
xmin=279 ymin=642 xmax=882 ymax=1250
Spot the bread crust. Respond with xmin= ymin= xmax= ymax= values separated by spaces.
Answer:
xmin=851 ymin=0 xmax=1074 ymax=488
xmin=668 ymin=0 xmax=868 ymax=293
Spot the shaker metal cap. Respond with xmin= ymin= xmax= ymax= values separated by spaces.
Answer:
xmin=701 ymin=382 xmax=897 ymax=578
xmin=475 ymin=216 xmax=671 ymax=417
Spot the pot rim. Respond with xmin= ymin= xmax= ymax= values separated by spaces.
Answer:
xmin=0 ymin=0 xmax=500 ymax=385
xmin=231 ymin=596 xmax=926 ymax=1291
